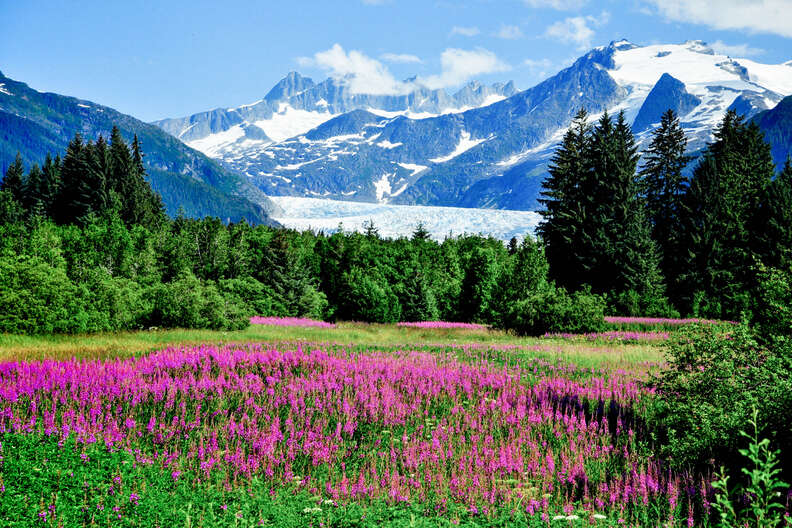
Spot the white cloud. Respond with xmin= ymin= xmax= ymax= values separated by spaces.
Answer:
xmin=380 ymin=53 xmax=423 ymax=64
xmin=298 ymin=44 xmax=410 ymax=95
xmin=544 ymin=11 xmax=609 ymax=50
xmin=419 ymin=48 xmax=511 ymax=89
xmin=709 ymin=40 xmax=765 ymax=57
xmin=523 ymin=58 xmax=554 ymax=77
xmin=299 ymin=45 xmax=509 ymax=94
xmin=642 ymin=0 xmax=792 ymax=38
xmin=451 ymin=26 xmax=480 ymax=37
xmin=523 ymin=0 xmax=589 ymax=9
xmin=495 ymin=25 xmax=524 ymax=40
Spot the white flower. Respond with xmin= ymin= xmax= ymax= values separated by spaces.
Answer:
xmin=566 ymin=515 xmax=580 ymax=520
xmin=552 ymin=515 xmax=567 ymax=521
xmin=593 ymin=514 xmax=607 ymax=520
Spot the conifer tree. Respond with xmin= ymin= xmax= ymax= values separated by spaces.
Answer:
xmin=538 ymin=108 xmax=590 ymax=290
xmin=639 ymin=109 xmax=690 ymax=301
xmin=131 ymin=134 xmax=165 ymax=228
xmin=41 ymin=154 xmax=61 ymax=218
xmin=53 ymin=133 xmax=91 ymax=224
xmin=1 ymin=152 xmax=25 ymax=206
xmin=679 ymin=110 xmax=775 ymax=317
xmin=755 ymin=158 xmax=792 ymax=270
xmin=22 ymin=164 xmax=45 ymax=216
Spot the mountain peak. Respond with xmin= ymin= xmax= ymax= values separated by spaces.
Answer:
xmin=610 ymin=39 xmax=637 ymax=51
xmin=264 ymin=71 xmax=315 ymax=102
xmin=684 ymin=40 xmax=715 ymax=55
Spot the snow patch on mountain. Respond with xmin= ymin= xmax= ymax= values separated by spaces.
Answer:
xmin=397 ymin=162 xmax=428 ymax=176
xmin=429 ymin=131 xmax=488 ymax=163
xmin=376 ymin=139 xmax=403 ymax=149
xmin=374 ymin=173 xmax=393 ymax=201
xmin=269 ymin=196 xmax=540 ymax=241
xmin=253 ymin=104 xmax=335 ymax=143
xmin=187 ymin=125 xmax=246 ymax=157
xmin=0 ymin=84 xmax=13 ymax=96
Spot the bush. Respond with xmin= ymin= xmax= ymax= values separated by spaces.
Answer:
xmin=79 ymin=269 xmax=151 ymax=331
xmin=501 ymin=285 xmax=606 ymax=336
xmin=0 ymin=255 xmax=87 ymax=334
xmin=340 ymin=267 xmax=401 ymax=323
xmin=218 ymin=277 xmax=287 ymax=317
xmin=752 ymin=264 xmax=792 ymax=339
xmin=144 ymin=271 xmax=248 ymax=330
xmin=649 ymin=324 xmax=792 ymax=474
xmin=609 ymin=289 xmax=679 ymax=318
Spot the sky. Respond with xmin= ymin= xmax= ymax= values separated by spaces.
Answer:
xmin=2 ymin=0 xmax=792 ymax=122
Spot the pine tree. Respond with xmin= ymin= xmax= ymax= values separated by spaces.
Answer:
xmin=53 ymin=133 xmax=91 ymax=224
xmin=85 ymin=135 xmax=111 ymax=214
xmin=537 ymin=108 xmax=590 ymax=290
xmin=22 ymin=164 xmax=45 ymax=217
xmin=130 ymin=134 xmax=165 ymax=228
xmin=639 ymin=109 xmax=691 ymax=303
xmin=1 ymin=152 xmax=25 ymax=206
xmin=679 ymin=110 xmax=775 ymax=317
xmin=755 ymin=158 xmax=792 ymax=270
xmin=41 ymin=154 xmax=61 ymax=218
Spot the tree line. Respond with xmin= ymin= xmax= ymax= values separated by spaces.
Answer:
xmin=1 ymin=109 xmax=790 ymax=335
xmin=539 ymin=108 xmax=792 ymax=321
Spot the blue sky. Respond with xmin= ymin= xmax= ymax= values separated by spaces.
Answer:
xmin=2 ymin=0 xmax=791 ymax=121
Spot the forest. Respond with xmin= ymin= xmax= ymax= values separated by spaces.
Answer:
xmin=1 ymin=109 xmax=791 ymax=336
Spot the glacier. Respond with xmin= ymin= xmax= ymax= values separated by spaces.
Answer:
xmin=269 ymin=196 xmax=540 ymax=241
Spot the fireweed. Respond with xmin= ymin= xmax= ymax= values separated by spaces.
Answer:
xmin=0 ymin=343 xmax=755 ymax=524
xmin=249 ymin=316 xmax=337 ymax=328
xmin=397 ymin=322 xmax=489 ymax=330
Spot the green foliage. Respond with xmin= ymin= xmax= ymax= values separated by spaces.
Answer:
xmin=0 ymin=255 xmax=86 ymax=334
xmin=538 ymin=109 xmax=668 ymax=311
xmin=501 ymin=285 xmax=606 ymax=336
xmin=650 ymin=324 xmax=792 ymax=473
xmin=711 ymin=409 xmax=789 ymax=528
xmin=341 ymin=267 xmax=402 ymax=323
xmin=679 ymin=111 xmax=775 ymax=319
xmin=144 ymin=271 xmax=248 ymax=331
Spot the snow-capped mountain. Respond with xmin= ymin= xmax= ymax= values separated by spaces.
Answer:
xmin=155 ymin=40 xmax=792 ymax=211
xmin=154 ymin=73 xmax=516 ymax=159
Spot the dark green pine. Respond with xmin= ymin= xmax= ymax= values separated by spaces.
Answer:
xmin=1 ymin=152 xmax=26 ymax=205
xmin=537 ymin=107 xmax=590 ymax=290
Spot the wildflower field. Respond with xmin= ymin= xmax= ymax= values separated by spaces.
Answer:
xmin=0 ymin=319 xmax=786 ymax=527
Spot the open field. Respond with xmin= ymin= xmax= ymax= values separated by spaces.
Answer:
xmin=0 ymin=321 xmax=729 ymax=527
xmin=0 ymin=323 xmax=663 ymax=368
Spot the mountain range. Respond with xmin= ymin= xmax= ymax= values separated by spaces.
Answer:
xmin=0 ymin=71 xmax=280 ymax=224
xmin=2 ymin=39 xmax=792 ymax=221
xmin=155 ymin=40 xmax=792 ymax=210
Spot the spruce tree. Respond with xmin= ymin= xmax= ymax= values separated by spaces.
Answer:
xmin=756 ymin=158 xmax=792 ymax=270
xmin=131 ymin=134 xmax=165 ymax=228
xmin=22 ymin=164 xmax=45 ymax=217
xmin=41 ymin=154 xmax=61 ymax=218
xmin=1 ymin=152 xmax=25 ymax=206
xmin=639 ymin=109 xmax=690 ymax=303
xmin=679 ymin=110 xmax=775 ymax=317
xmin=538 ymin=108 xmax=590 ymax=290
xmin=53 ymin=133 xmax=91 ymax=224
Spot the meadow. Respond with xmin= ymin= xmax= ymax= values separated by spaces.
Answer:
xmin=2 ymin=317 xmax=764 ymax=528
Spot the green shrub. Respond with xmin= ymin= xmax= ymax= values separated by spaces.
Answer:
xmin=341 ymin=267 xmax=401 ymax=323
xmin=0 ymin=255 xmax=87 ymax=334
xmin=218 ymin=277 xmax=288 ymax=317
xmin=650 ymin=324 xmax=792 ymax=473
xmin=711 ymin=409 xmax=789 ymax=528
xmin=144 ymin=271 xmax=248 ymax=330
xmin=501 ymin=285 xmax=606 ymax=336
xmin=609 ymin=289 xmax=679 ymax=318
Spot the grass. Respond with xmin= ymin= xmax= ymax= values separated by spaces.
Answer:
xmin=0 ymin=322 xmax=665 ymax=369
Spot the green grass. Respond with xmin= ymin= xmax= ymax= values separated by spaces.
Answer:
xmin=0 ymin=322 xmax=665 ymax=369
